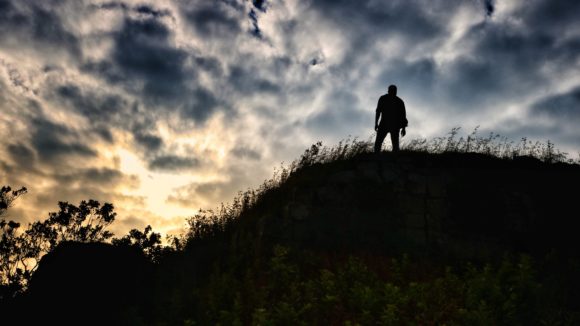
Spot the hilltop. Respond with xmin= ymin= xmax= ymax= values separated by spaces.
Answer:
xmin=150 ymin=148 xmax=580 ymax=325
xmin=3 ymin=137 xmax=580 ymax=325
xmin=222 ymin=150 xmax=580 ymax=259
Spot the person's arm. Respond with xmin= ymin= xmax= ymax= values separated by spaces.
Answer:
xmin=401 ymin=100 xmax=407 ymax=137
xmin=375 ymin=98 xmax=381 ymax=131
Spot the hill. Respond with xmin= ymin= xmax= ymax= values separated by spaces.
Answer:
xmin=224 ymin=150 xmax=580 ymax=256
xmin=5 ymin=141 xmax=580 ymax=325
xmin=156 ymin=149 xmax=580 ymax=325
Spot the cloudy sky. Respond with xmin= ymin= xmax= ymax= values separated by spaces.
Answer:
xmin=1 ymin=0 xmax=579 ymax=236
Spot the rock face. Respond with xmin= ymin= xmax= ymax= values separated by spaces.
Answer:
xmin=27 ymin=241 xmax=153 ymax=325
xmin=254 ymin=152 xmax=580 ymax=258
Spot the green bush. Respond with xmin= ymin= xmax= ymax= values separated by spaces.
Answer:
xmin=177 ymin=246 xmax=579 ymax=325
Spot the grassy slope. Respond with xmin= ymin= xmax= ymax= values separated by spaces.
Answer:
xmin=150 ymin=145 xmax=580 ymax=325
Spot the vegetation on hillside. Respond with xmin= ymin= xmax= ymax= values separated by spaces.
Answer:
xmin=172 ymin=246 xmax=580 ymax=325
xmin=1 ymin=129 xmax=579 ymax=324
xmin=154 ymin=129 xmax=580 ymax=324
xmin=187 ymin=127 xmax=579 ymax=243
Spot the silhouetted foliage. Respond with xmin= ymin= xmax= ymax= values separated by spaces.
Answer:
xmin=0 ymin=219 xmax=29 ymax=298
xmin=112 ymin=225 xmax=163 ymax=262
xmin=45 ymin=199 xmax=116 ymax=243
xmin=0 ymin=186 xmax=27 ymax=216
xmin=402 ymin=126 xmax=575 ymax=163
xmin=0 ymin=192 xmax=117 ymax=298
xmin=197 ymin=247 xmax=542 ymax=325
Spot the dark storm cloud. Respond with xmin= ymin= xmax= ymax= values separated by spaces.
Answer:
xmin=228 ymin=65 xmax=280 ymax=94
xmin=82 ymin=14 xmax=223 ymax=124
xmin=110 ymin=17 xmax=189 ymax=102
xmin=52 ymin=83 xmax=163 ymax=146
xmin=193 ymin=55 xmax=224 ymax=75
xmin=309 ymin=0 xmax=445 ymax=71
xmin=484 ymin=0 xmax=495 ymax=17
xmin=54 ymin=167 xmax=138 ymax=187
xmin=443 ymin=56 xmax=512 ymax=108
xmin=6 ymin=143 xmax=36 ymax=170
xmin=134 ymin=4 xmax=172 ymax=18
xmin=184 ymin=3 xmax=242 ymax=37
xmin=442 ymin=13 xmax=579 ymax=111
xmin=310 ymin=0 xmax=442 ymax=39
xmin=30 ymin=116 xmax=97 ymax=162
xmin=91 ymin=2 xmax=173 ymax=19
xmin=133 ymin=131 xmax=163 ymax=152
xmin=248 ymin=0 xmax=269 ymax=39
xmin=470 ymin=24 xmax=555 ymax=70
xmin=183 ymin=88 xmax=224 ymax=122
xmin=531 ymin=86 xmax=580 ymax=123
xmin=248 ymin=9 xmax=262 ymax=38
xmin=56 ymin=84 xmax=126 ymax=123
xmin=377 ymin=58 xmax=437 ymax=98
xmin=252 ymin=0 xmax=268 ymax=13
xmin=306 ymin=90 xmax=366 ymax=135
xmin=91 ymin=1 xmax=129 ymax=11
xmin=0 ymin=0 xmax=80 ymax=58
xmin=94 ymin=126 xmax=114 ymax=143
xmin=288 ymin=0 xmax=450 ymax=91
xmin=148 ymin=155 xmax=200 ymax=172
xmin=522 ymin=0 xmax=580 ymax=34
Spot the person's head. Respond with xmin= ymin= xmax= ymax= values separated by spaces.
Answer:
xmin=388 ymin=85 xmax=397 ymax=96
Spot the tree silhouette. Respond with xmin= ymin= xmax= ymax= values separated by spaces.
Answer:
xmin=1 ymin=186 xmax=117 ymax=298
xmin=0 ymin=186 xmax=27 ymax=216
xmin=44 ymin=199 xmax=116 ymax=243
xmin=112 ymin=225 xmax=163 ymax=262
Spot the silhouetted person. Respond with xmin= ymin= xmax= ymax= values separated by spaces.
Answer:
xmin=374 ymin=85 xmax=408 ymax=152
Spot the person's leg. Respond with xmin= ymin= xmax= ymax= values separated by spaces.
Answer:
xmin=374 ymin=128 xmax=388 ymax=153
xmin=390 ymin=128 xmax=400 ymax=152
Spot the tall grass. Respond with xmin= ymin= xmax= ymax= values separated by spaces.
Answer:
xmin=402 ymin=126 xmax=574 ymax=164
xmin=186 ymin=128 xmax=579 ymax=242
xmin=186 ymin=137 xmax=373 ymax=241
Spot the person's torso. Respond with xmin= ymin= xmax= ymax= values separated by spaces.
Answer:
xmin=378 ymin=95 xmax=404 ymax=129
